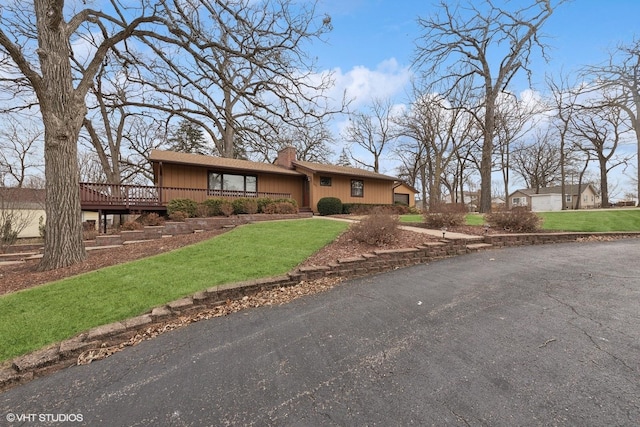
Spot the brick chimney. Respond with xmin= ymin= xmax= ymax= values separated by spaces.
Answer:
xmin=276 ymin=146 xmax=297 ymax=169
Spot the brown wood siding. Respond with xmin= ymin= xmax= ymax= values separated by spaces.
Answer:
xmin=162 ymin=164 xmax=207 ymax=188
xmin=160 ymin=164 xmax=208 ymax=202
xmin=256 ymin=174 xmax=303 ymax=205
xmin=310 ymin=173 xmax=393 ymax=212
xmin=158 ymin=163 xmax=303 ymax=205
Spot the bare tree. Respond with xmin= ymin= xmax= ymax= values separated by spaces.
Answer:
xmin=249 ymin=114 xmax=335 ymax=163
xmin=570 ymin=101 xmax=633 ymax=207
xmin=583 ymin=38 xmax=640 ymax=204
xmin=493 ymin=93 xmax=544 ymax=208
xmin=0 ymin=1 xmax=166 ymax=270
xmin=125 ymin=0 xmax=341 ymax=159
xmin=394 ymin=137 xmax=427 ymax=204
xmin=396 ymin=86 xmax=474 ymax=210
xmin=413 ymin=0 xmax=564 ymax=212
xmin=511 ymin=129 xmax=563 ymax=192
xmin=343 ymin=98 xmax=397 ymax=172
xmin=0 ymin=116 xmax=44 ymax=187
xmin=546 ymin=72 xmax=581 ymax=209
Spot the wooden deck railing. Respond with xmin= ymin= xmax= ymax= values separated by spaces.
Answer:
xmin=80 ymin=182 xmax=292 ymax=210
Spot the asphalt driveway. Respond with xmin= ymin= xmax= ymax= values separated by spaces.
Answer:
xmin=1 ymin=239 xmax=639 ymax=426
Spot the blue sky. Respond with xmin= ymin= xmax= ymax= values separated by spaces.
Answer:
xmin=308 ymin=0 xmax=640 ymax=196
xmin=312 ymin=0 xmax=640 ymax=103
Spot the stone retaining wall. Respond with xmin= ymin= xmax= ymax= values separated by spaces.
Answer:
xmin=484 ymin=231 xmax=640 ymax=247
xmin=95 ymin=213 xmax=312 ymax=246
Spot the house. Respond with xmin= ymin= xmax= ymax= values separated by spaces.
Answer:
xmin=0 ymin=187 xmax=45 ymax=238
xmin=392 ymin=182 xmax=418 ymax=207
xmin=148 ymin=147 xmax=409 ymax=213
xmin=509 ymin=184 xmax=600 ymax=211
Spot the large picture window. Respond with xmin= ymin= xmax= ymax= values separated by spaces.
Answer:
xmin=208 ymin=172 xmax=257 ymax=194
xmin=351 ymin=179 xmax=364 ymax=197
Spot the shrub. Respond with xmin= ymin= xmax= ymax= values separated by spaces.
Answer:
xmin=317 ymin=197 xmax=342 ymax=216
xmin=343 ymin=203 xmax=408 ymax=215
xmin=195 ymin=203 xmax=210 ymax=218
xmin=167 ymin=198 xmax=198 ymax=218
xmin=138 ymin=212 xmax=165 ymax=226
xmin=120 ymin=220 xmax=143 ymax=231
xmin=83 ymin=229 xmax=98 ymax=241
xmin=38 ymin=216 xmax=46 ymax=241
xmin=201 ymin=198 xmax=224 ymax=216
xmin=219 ymin=201 xmax=234 ymax=217
xmin=349 ymin=207 xmax=400 ymax=246
xmin=423 ymin=203 xmax=466 ymax=228
xmin=342 ymin=203 xmax=373 ymax=215
xmin=274 ymin=198 xmax=298 ymax=208
xmin=256 ymin=197 xmax=274 ymax=213
xmin=168 ymin=211 xmax=188 ymax=222
xmin=200 ymin=199 xmax=235 ymax=216
xmin=263 ymin=201 xmax=298 ymax=214
xmin=232 ymin=198 xmax=259 ymax=215
xmin=485 ymin=207 xmax=542 ymax=233
xmin=0 ymin=219 xmax=18 ymax=249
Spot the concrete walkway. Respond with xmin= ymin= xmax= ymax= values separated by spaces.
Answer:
xmin=313 ymin=215 xmax=483 ymax=240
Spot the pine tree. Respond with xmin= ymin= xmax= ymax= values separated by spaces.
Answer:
xmin=336 ymin=148 xmax=352 ymax=167
xmin=168 ymin=120 xmax=208 ymax=155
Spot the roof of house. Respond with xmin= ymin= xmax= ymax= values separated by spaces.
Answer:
xmin=511 ymin=184 xmax=597 ymax=197
xmin=150 ymin=149 xmax=400 ymax=181
xmin=293 ymin=160 xmax=398 ymax=181
xmin=149 ymin=150 xmax=303 ymax=176
xmin=0 ymin=187 xmax=46 ymax=209
xmin=393 ymin=181 xmax=419 ymax=193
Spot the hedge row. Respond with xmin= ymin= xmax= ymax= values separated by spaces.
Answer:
xmin=316 ymin=197 xmax=416 ymax=216
xmin=166 ymin=197 xmax=298 ymax=219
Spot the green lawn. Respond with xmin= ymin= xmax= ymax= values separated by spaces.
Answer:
xmin=401 ymin=209 xmax=640 ymax=231
xmin=0 ymin=219 xmax=347 ymax=362
xmin=538 ymin=209 xmax=640 ymax=231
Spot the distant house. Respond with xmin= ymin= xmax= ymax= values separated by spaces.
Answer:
xmin=149 ymin=147 xmax=409 ymax=213
xmin=0 ymin=187 xmax=45 ymax=238
xmin=509 ymin=184 xmax=600 ymax=211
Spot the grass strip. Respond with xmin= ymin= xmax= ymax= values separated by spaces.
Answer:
xmin=0 ymin=219 xmax=347 ymax=362
xmin=538 ymin=209 xmax=640 ymax=231
xmin=401 ymin=209 xmax=640 ymax=231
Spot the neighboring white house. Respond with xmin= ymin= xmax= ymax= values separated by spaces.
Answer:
xmin=0 ymin=187 xmax=46 ymax=239
xmin=509 ymin=184 xmax=600 ymax=212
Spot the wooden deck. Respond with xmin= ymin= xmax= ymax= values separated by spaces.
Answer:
xmin=80 ymin=182 xmax=292 ymax=213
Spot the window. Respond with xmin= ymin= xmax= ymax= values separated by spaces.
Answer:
xmin=208 ymin=172 xmax=257 ymax=194
xmin=512 ymin=197 xmax=521 ymax=205
xmin=320 ymin=177 xmax=332 ymax=186
xmin=565 ymin=195 xmax=572 ymax=202
xmin=351 ymin=179 xmax=364 ymax=197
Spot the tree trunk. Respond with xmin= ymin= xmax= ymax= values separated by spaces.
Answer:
xmin=35 ymin=0 xmax=87 ymax=270
xmin=479 ymin=130 xmax=494 ymax=213
xmin=599 ymin=156 xmax=609 ymax=208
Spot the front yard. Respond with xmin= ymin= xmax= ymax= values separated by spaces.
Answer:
xmin=0 ymin=219 xmax=347 ymax=362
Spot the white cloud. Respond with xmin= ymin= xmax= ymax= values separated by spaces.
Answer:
xmin=329 ymin=58 xmax=412 ymax=108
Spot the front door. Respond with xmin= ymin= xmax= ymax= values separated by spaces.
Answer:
xmin=302 ymin=177 xmax=310 ymax=208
